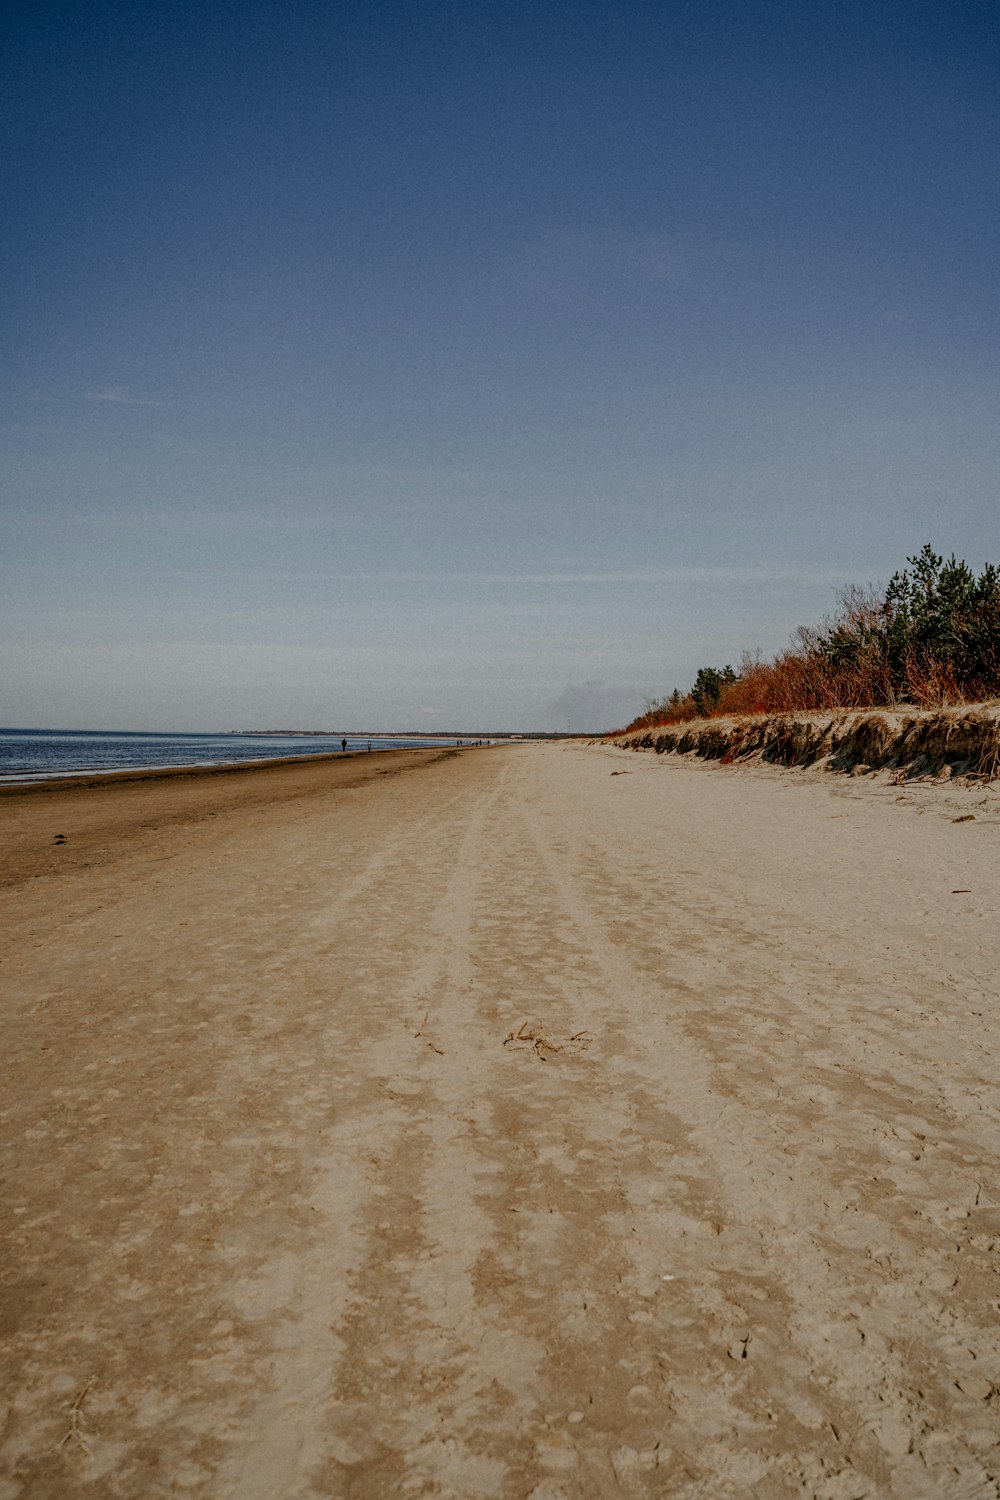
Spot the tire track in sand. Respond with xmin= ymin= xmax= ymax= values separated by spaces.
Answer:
xmin=497 ymin=749 xmax=1000 ymax=1500
xmin=3 ymin=755 xmax=494 ymax=1499
xmin=6 ymin=745 xmax=1000 ymax=1500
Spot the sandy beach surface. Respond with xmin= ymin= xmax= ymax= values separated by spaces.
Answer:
xmin=3 ymin=742 xmax=999 ymax=1499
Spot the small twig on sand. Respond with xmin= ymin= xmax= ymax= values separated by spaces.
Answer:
xmin=414 ymin=1014 xmax=444 ymax=1053
xmin=504 ymin=1022 xmax=562 ymax=1059
xmin=504 ymin=1023 xmax=595 ymax=1060
xmin=57 ymin=1376 xmax=97 ymax=1455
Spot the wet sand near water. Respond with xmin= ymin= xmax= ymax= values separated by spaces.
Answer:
xmin=2 ymin=742 xmax=999 ymax=1498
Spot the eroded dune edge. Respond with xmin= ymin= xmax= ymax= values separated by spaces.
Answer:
xmin=610 ymin=703 xmax=1000 ymax=781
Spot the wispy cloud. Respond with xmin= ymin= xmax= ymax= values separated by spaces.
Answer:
xmin=211 ymin=565 xmax=854 ymax=587
xmin=85 ymin=387 xmax=165 ymax=407
xmin=58 ymin=564 xmax=856 ymax=588
xmin=496 ymin=229 xmax=692 ymax=305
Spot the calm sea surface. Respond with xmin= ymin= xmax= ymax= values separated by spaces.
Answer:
xmin=0 ymin=729 xmax=465 ymax=783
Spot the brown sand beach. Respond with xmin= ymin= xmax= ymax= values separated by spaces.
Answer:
xmin=2 ymin=742 xmax=1000 ymax=1498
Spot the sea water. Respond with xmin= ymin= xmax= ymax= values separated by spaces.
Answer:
xmin=0 ymin=729 xmax=464 ymax=783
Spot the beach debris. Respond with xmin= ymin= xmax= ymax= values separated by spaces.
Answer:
xmin=413 ymin=1012 xmax=444 ymax=1054
xmin=610 ymin=770 xmax=631 ymax=776
xmin=955 ymin=1374 xmax=993 ymax=1400
xmin=414 ymin=1028 xmax=444 ymax=1054
xmin=952 ymin=889 xmax=973 ymax=894
xmin=952 ymin=814 xmax=976 ymax=822
xmin=504 ymin=1022 xmax=561 ymax=1059
xmin=503 ymin=1023 xmax=594 ymax=1061
xmin=57 ymin=1376 xmax=97 ymax=1455
xmin=53 ymin=834 xmax=67 ymax=845
xmin=727 ymin=1333 xmax=752 ymax=1361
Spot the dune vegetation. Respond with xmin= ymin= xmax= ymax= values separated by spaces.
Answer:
xmin=621 ymin=546 xmax=1000 ymax=735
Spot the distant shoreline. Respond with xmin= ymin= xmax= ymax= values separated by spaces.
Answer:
xmin=0 ymin=743 xmax=479 ymax=798
xmin=0 ymin=729 xmax=512 ymax=791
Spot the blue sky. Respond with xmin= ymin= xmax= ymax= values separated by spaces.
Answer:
xmin=3 ymin=0 xmax=999 ymax=731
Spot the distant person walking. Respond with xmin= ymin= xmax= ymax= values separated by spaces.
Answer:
xmin=367 ymin=741 xmax=372 ymax=752
xmin=341 ymin=738 xmax=347 ymax=753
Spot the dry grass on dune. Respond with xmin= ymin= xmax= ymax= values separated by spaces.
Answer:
xmin=619 ymin=547 xmax=1000 ymax=737
xmin=612 ymin=701 xmax=1000 ymax=781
